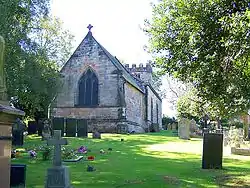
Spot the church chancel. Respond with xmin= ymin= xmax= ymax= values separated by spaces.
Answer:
xmin=52 ymin=25 xmax=162 ymax=133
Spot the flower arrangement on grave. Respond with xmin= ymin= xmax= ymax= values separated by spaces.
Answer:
xmin=40 ymin=145 xmax=52 ymax=161
xmin=78 ymin=146 xmax=88 ymax=154
xmin=87 ymin=156 xmax=95 ymax=161
xmin=28 ymin=150 xmax=37 ymax=158
xmin=62 ymin=147 xmax=78 ymax=160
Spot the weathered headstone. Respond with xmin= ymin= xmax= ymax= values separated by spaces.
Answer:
xmin=202 ymin=133 xmax=223 ymax=169
xmin=45 ymin=130 xmax=72 ymax=188
xmin=117 ymin=123 xmax=128 ymax=134
xmin=178 ymin=118 xmax=190 ymax=140
xmin=92 ymin=131 xmax=101 ymax=139
xmin=42 ymin=119 xmax=53 ymax=141
xmin=12 ymin=118 xmax=25 ymax=146
xmin=189 ymin=119 xmax=198 ymax=134
xmin=171 ymin=123 xmax=177 ymax=131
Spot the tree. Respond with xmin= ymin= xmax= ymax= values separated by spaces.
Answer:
xmin=0 ymin=0 xmax=73 ymax=117
xmin=31 ymin=16 xmax=74 ymax=67
xmin=144 ymin=0 xmax=250 ymax=119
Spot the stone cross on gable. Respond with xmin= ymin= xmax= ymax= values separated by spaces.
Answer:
xmin=47 ymin=130 xmax=67 ymax=166
xmin=87 ymin=24 xmax=93 ymax=31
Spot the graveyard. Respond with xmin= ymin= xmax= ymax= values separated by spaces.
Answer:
xmin=11 ymin=130 xmax=250 ymax=188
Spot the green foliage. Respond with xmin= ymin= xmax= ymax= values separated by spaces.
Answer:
xmin=0 ymin=0 xmax=74 ymax=117
xmin=61 ymin=147 xmax=77 ymax=160
xmin=40 ymin=145 xmax=52 ymax=161
xmin=12 ymin=133 xmax=250 ymax=187
xmin=162 ymin=115 xmax=176 ymax=127
xmin=145 ymin=0 xmax=250 ymax=117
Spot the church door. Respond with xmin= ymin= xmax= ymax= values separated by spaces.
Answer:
xmin=78 ymin=69 xmax=98 ymax=107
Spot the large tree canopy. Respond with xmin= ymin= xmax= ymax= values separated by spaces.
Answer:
xmin=0 ymin=0 xmax=74 ymax=117
xmin=145 ymin=0 xmax=250 ymax=118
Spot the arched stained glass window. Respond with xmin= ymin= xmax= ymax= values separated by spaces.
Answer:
xmin=78 ymin=69 xmax=98 ymax=107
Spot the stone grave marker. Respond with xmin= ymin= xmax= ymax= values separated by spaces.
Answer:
xmin=45 ymin=130 xmax=72 ymax=188
xmin=93 ymin=131 xmax=101 ymax=139
xmin=27 ymin=121 xmax=37 ymax=135
xmin=77 ymin=119 xmax=88 ymax=137
xmin=202 ymin=133 xmax=223 ymax=169
xmin=171 ymin=123 xmax=177 ymax=131
xmin=42 ymin=119 xmax=53 ymax=141
xmin=189 ymin=119 xmax=198 ymax=135
xmin=12 ymin=118 xmax=25 ymax=146
xmin=65 ymin=118 xmax=77 ymax=137
xmin=52 ymin=117 xmax=64 ymax=137
xmin=178 ymin=118 xmax=190 ymax=140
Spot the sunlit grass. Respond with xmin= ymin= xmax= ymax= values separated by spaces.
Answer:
xmin=12 ymin=131 xmax=250 ymax=188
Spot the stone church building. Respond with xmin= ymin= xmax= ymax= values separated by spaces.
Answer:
xmin=52 ymin=25 xmax=162 ymax=133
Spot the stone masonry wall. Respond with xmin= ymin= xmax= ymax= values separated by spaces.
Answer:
xmin=52 ymin=107 xmax=119 ymax=119
xmin=56 ymin=33 xmax=119 ymax=107
xmin=124 ymin=82 xmax=146 ymax=129
xmin=147 ymin=86 xmax=162 ymax=130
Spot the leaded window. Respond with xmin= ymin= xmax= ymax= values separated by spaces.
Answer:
xmin=78 ymin=69 xmax=98 ymax=107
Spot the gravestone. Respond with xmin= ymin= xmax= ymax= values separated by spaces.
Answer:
xmin=92 ymin=131 xmax=101 ymax=139
xmin=65 ymin=118 xmax=76 ymax=137
xmin=178 ymin=118 xmax=190 ymax=140
xmin=27 ymin=121 xmax=37 ymax=135
xmin=10 ymin=164 xmax=26 ymax=187
xmin=77 ymin=119 xmax=88 ymax=137
xmin=42 ymin=119 xmax=53 ymax=141
xmin=171 ymin=123 xmax=177 ymax=131
xmin=189 ymin=119 xmax=198 ymax=134
xmin=37 ymin=119 xmax=44 ymax=136
xmin=45 ymin=130 xmax=72 ymax=188
xmin=117 ymin=123 xmax=128 ymax=134
xmin=52 ymin=117 xmax=64 ymax=137
xmin=202 ymin=133 xmax=223 ymax=169
xmin=12 ymin=118 xmax=25 ymax=146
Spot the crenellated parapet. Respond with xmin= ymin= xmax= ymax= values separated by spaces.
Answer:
xmin=124 ymin=63 xmax=152 ymax=73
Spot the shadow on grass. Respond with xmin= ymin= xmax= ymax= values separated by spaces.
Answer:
xmin=12 ymin=131 xmax=250 ymax=188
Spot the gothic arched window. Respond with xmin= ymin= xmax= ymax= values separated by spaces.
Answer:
xmin=78 ymin=69 xmax=98 ymax=107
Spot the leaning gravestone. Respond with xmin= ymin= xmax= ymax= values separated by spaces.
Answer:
xmin=178 ymin=118 xmax=190 ymax=140
xmin=45 ymin=130 xmax=72 ymax=188
xmin=202 ymin=133 xmax=223 ymax=169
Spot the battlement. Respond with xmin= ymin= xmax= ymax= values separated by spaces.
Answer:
xmin=124 ymin=63 xmax=152 ymax=73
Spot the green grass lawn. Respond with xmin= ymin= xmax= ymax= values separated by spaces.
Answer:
xmin=12 ymin=131 xmax=250 ymax=188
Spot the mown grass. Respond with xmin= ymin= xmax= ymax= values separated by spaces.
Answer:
xmin=12 ymin=131 xmax=250 ymax=188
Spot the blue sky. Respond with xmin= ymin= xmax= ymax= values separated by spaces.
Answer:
xmin=51 ymin=0 xmax=176 ymax=117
